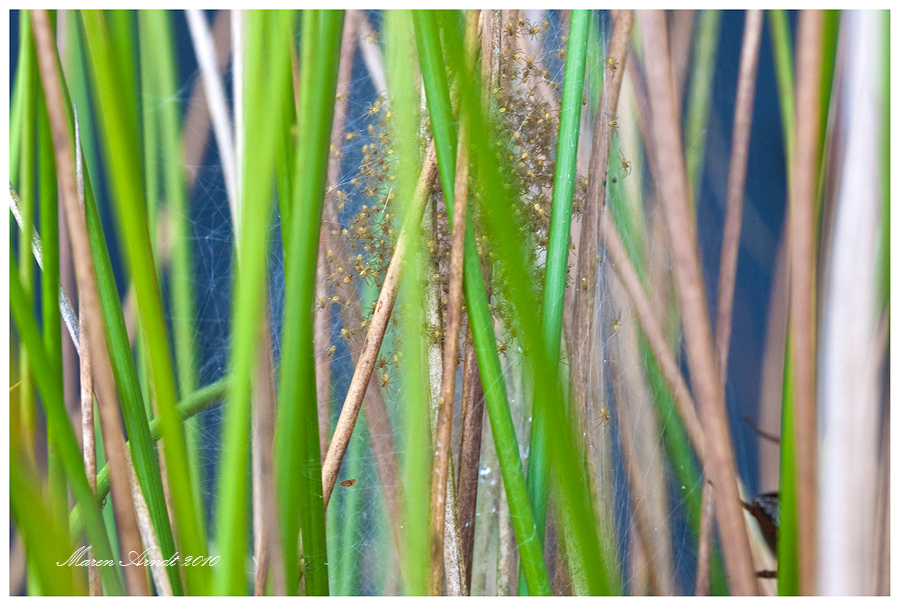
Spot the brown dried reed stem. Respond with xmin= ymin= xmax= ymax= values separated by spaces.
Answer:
xmin=698 ymin=11 xmax=763 ymax=594
xmin=429 ymin=125 xmax=470 ymax=594
xmin=638 ymin=10 xmax=756 ymax=595
xmin=790 ymin=9 xmax=824 ymax=595
xmin=573 ymin=5 xmax=633 ymax=469
xmin=33 ymin=9 xmax=149 ymax=595
xmin=321 ymin=142 xmax=438 ymax=509
xmin=456 ymin=332 xmax=484 ymax=594
xmin=714 ymin=9 xmax=763 ymax=380
xmin=79 ymin=294 xmax=102 ymax=595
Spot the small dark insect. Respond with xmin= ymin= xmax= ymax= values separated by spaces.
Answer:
xmin=340 ymin=479 xmax=356 ymax=487
xmin=743 ymin=491 xmax=780 ymax=553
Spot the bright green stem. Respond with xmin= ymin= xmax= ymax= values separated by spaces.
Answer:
xmin=81 ymin=10 xmax=208 ymax=594
xmin=274 ymin=10 xmax=343 ymax=597
xmin=17 ymin=9 xmax=38 ymax=460
xmin=10 ymin=258 xmax=125 ymax=595
xmin=685 ymin=10 xmax=721 ymax=206
xmin=414 ymin=9 xmax=552 ymax=595
xmin=778 ymin=330 xmax=800 ymax=595
xmin=212 ymin=10 xmax=294 ymax=595
xmin=543 ymin=9 xmax=589 ymax=363
xmin=530 ymin=12 xmax=589 ymax=570
xmin=140 ymin=9 xmax=204 ymax=532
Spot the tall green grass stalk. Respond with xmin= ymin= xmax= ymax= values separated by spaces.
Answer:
xmin=414 ymin=9 xmax=553 ymax=595
xmin=528 ymin=12 xmax=589 ymax=575
xmin=275 ymin=9 xmax=344 ymax=596
xmin=139 ymin=9 xmax=205 ymax=534
xmin=16 ymin=10 xmax=38 ymax=463
xmin=214 ymin=10 xmax=293 ymax=594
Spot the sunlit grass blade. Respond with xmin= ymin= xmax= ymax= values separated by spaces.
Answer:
xmin=139 ymin=8 xmax=205 ymax=538
xmin=414 ymin=9 xmax=552 ymax=595
xmin=10 ymin=452 xmax=83 ymax=595
xmin=275 ymin=9 xmax=343 ymax=597
xmin=80 ymin=9 xmax=208 ymax=593
xmin=388 ymin=10 xmax=432 ymax=594
xmin=213 ymin=10 xmax=295 ymax=595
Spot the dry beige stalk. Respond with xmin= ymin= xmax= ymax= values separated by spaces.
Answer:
xmin=429 ymin=123 xmax=470 ymax=595
xmin=714 ymin=9 xmax=764 ymax=380
xmin=321 ymin=142 xmax=438 ymax=508
xmin=790 ymin=10 xmax=824 ymax=595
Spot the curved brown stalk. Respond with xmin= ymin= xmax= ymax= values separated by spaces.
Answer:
xmin=33 ymin=10 xmax=149 ymax=595
xmin=638 ymin=10 xmax=756 ymax=594
xmin=714 ymin=9 xmax=763 ymax=380
xmin=791 ymin=10 xmax=824 ymax=596
xmin=321 ymin=142 xmax=438 ymax=509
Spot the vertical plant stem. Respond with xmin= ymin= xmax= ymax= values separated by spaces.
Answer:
xmin=385 ymin=10 xmax=431 ymax=594
xmin=790 ymin=9 xmax=823 ymax=596
xmin=16 ymin=11 xmax=37 ymax=463
xmin=528 ymin=11 xmax=589 ymax=567
xmin=215 ymin=10 xmax=292 ymax=595
xmin=695 ymin=480 xmax=715 ymax=595
xmin=275 ymin=10 xmax=344 ymax=596
xmin=38 ymin=63 xmax=68 ymax=532
xmin=78 ymin=296 xmax=101 ymax=595
xmin=321 ymin=144 xmax=438 ymax=509
xmin=456 ymin=331 xmax=484 ymax=595
xmin=714 ymin=9 xmax=763 ymax=384
xmin=429 ymin=122 xmax=470 ymax=595
xmin=638 ymin=10 xmax=756 ymax=595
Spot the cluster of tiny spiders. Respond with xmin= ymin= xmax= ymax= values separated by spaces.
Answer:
xmin=319 ymin=17 xmax=596 ymax=378
xmin=493 ymin=16 xmax=589 ymax=284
